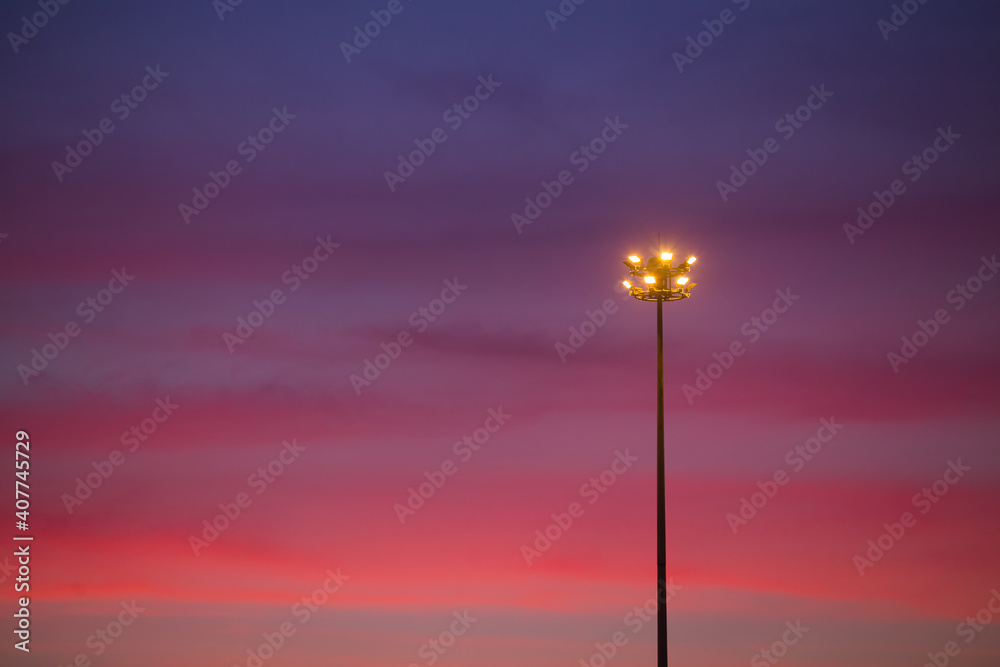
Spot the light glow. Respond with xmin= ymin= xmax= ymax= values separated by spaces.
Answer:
xmin=687 ymin=256 xmax=697 ymax=264
xmin=622 ymin=280 xmax=632 ymax=289
xmin=661 ymin=252 xmax=673 ymax=261
xmin=628 ymin=255 xmax=641 ymax=264
xmin=643 ymin=276 xmax=656 ymax=284
xmin=677 ymin=276 xmax=689 ymax=285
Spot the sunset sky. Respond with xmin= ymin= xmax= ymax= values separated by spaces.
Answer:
xmin=2 ymin=0 xmax=999 ymax=665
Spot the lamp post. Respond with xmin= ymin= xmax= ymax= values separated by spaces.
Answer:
xmin=622 ymin=249 xmax=697 ymax=667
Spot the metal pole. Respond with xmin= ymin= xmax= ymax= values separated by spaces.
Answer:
xmin=656 ymin=295 xmax=667 ymax=666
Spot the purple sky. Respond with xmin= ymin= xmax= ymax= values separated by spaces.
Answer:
xmin=1 ymin=0 xmax=1000 ymax=665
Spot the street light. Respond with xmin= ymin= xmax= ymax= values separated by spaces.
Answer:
xmin=622 ymin=249 xmax=697 ymax=667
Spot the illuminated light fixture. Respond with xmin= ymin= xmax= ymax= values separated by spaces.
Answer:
xmin=622 ymin=248 xmax=698 ymax=303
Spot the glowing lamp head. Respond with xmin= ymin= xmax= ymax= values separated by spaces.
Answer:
xmin=643 ymin=276 xmax=657 ymax=284
xmin=687 ymin=256 xmax=697 ymax=265
xmin=661 ymin=252 xmax=673 ymax=261
xmin=628 ymin=255 xmax=642 ymax=264
xmin=622 ymin=280 xmax=632 ymax=289
xmin=676 ymin=276 xmax=689 ymax=285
